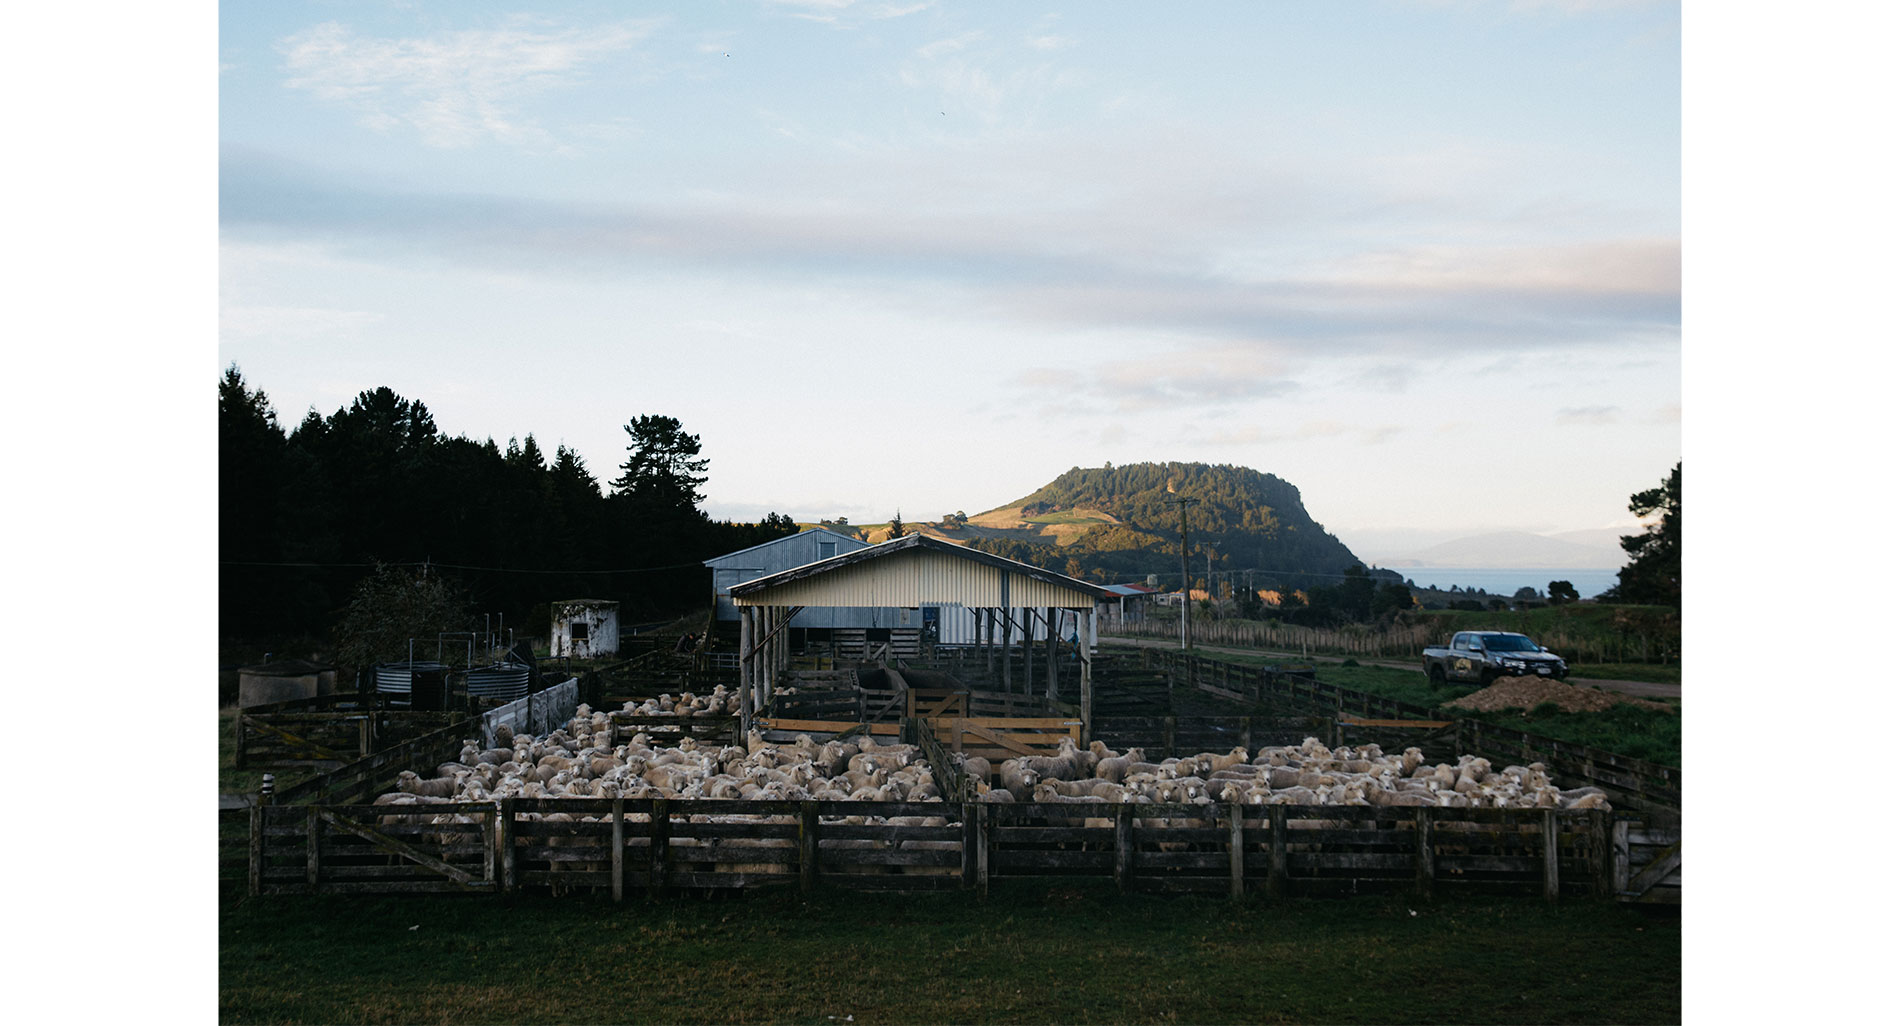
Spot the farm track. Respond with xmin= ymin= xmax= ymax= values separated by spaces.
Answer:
xmin=1098 ymin=635 xmax=1681 ymax=699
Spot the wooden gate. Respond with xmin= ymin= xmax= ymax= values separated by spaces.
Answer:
xmin=251 ymin=803 xmax=499 ymax=895
xmin=1613 ymin=816 xmax=1680 ymax=904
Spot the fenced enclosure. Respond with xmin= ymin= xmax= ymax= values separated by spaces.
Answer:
xmin=229 ymin=652 xmax=1679 ymax=906
xmin=248 ymin=797 xmax=1627 ymax=902
xmin=233 ymin=694 xmax=469 ymax=770
xmin=1134 ymin=649 xmax=1680 ymax=814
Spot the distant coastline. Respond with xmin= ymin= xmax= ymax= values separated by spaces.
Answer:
xmin=1382 ymin=567 xmax=1622 ymax=600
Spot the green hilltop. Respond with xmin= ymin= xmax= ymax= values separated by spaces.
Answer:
xmin=921 ymin=462 xmax=1364 ymax=590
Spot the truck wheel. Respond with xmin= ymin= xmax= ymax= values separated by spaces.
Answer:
xmin=1478 ymin=668 xmax=1496 ymax=686
xmin=1428 ymin=665 xmax=1446 ymax=688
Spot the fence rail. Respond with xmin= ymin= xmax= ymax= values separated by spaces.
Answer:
xmin=250 ymin=797 xmax=1656 ymax=902
xmin=1107 ymin=614 xmax=1679 ymax=666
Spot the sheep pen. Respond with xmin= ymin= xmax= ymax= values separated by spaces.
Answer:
xmin=252 ymin=695 xmax=1628 ymax=900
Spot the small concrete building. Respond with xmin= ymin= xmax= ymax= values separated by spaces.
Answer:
xmin=550 ymin=599 xmax=620 ymax=658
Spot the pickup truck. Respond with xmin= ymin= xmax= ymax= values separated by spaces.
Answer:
xmin=1421 ymin=631 xmax=1569 ymax=685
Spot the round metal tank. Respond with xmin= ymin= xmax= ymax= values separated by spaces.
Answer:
xmin=238 ymin=659 xmax=337 ymax=709
xmin=466 ymin=661 xmax=532 ymax=702
xmin=374 ymin=661 xmax=449 ymax=707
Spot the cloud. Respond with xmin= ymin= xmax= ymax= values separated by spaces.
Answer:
xmin=1018 ymin=345 xmax=1298 ymax=413
xmin=917 ymin=32 xmax=984 ymax=59
xmin=1556 ymin=405 xmax=1620 ymax=424
xmin=1207 ymin=421 xmax=1404 ymax=446
xmin=220 ymin=304 xmax=385 ymax=345
xmin=1026 ymin=34 xmax=1076 ymax=51
xmin=278 ymin=19 xmax=654 ymax=148
xmin=762 ymin=0 xmax=934 ymax=25
xmin=222 ymin=138 xmax=1678 ymax=368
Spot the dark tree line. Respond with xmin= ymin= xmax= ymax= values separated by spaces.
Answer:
xmin=219 ymin=367 xmax=797 ymax=642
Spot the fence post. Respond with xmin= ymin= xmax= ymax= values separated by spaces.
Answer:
xmin=652 ymin=797 xmax=672 ymax=896
xmin=306 ymin=805 xmax=321 ymax=890
xmin=1115 ymin=804 xmax=1134 ymax=894
xmin=1612 ymin=818 xmax=1631 ymax=893
xmin=1589 ymin=808 xmax=1610 ymax=899
xmin=1268 ymin=805 xmax=1287 ymax=899
xmin=612 ymin=797 xmax=625 ymax=903
xmin=482 ymin=806 xmax=496 ymax=888
xmin=498 ymin=798 xmax=517 ymax=892
xmin=1414 ymin=807 xmax=1433 ymax=900
xmin=975 ymin=803 xmax=990 ymax=898
xmin=962 ymin=806 xmax=979 ymax=889
xmin=800 ymin=800 xmax=820 ymax=894
xmin=1227 ymin=803 xmax=1245 ymax=900
xmin=1542 ymin=808 xmax=1561 ymax=901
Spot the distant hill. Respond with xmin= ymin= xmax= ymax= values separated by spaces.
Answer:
xmin=900 ymin=462 xmax=1364 ymax=589
xmin=1373 ymin=530 xmax=1624 ymax=570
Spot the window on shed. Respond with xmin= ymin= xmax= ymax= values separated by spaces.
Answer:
xmin=818 ymin=540 xmax=837 ymax=559
xmin=570 ymin=622 xmax=590 ymax=641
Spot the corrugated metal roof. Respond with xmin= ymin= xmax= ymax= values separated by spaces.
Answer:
xmin=701 ymin=527 xmax=864 ymax=568
xmin=729 ymin=533 xmax=1112 ymax=608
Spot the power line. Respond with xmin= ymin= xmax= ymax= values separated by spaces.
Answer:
xmin=219 ymin=559 xmax=708 ymax=575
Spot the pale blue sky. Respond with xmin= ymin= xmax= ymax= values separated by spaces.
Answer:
xmin=218 ymin=0 xmax=1682 ymax=555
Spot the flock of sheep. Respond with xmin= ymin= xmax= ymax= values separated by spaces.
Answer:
xmin=371 ymin=698 xmax=1612 ymax=813
xmin=357 ymin=698 xmax=1610 ymax=891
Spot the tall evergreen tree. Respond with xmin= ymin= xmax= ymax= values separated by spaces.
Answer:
xmin=611 ymin=415 xmax=709 ymax=513
xmin=1605 ymin=462 xmax=1681 ymax=606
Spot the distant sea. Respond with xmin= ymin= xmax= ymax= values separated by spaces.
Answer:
xmin=1386 ymin=567 xmax=1621 ymax=600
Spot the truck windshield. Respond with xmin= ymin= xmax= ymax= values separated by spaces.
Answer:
xmin=1482 ymin=635 xmax=1538 ymax=652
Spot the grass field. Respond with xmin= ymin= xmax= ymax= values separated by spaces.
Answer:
xmin=220 ymin=881 xmax=1679 ymax=1025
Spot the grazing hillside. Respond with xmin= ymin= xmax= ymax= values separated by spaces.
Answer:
xmin=923 ymin=462 xmax=1363 ymax=589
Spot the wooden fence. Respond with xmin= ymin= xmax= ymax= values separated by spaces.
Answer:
xmin=249 ymin=797 xmax=1646 ymax=902
xmin=1112 ymin=618 xmax=1438 ymax=659
xmin=1109 ymin=613 xmax=1679 ymax=666
xmin=270 ymin=716 xmax=482 ymax=806
xmin=1141 ymin=649 xmax=1681 ymax=813
xmin=608 ymin=712 xmax=741 ymax=748
xmin=234 ymin=695 xmax=466 ymax=771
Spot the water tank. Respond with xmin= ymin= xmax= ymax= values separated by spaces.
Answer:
xmin=466 ymin=661 xmax=533 ymax=702
xmin=374 ymin=661 xmax=449 ymax=708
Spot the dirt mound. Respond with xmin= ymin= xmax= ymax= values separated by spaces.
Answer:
xmin=1445 ymin=676 xmax=1676 ymax=715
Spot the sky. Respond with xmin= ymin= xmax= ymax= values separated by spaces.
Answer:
xmin=217 ymin=0 xmax=1681 ymax=561
xmin=14 ymin=4 xmax=1900 ymax=1015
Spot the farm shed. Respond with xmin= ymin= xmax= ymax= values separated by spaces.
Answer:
xmin=706 ymin=528 xmax=956 ymax=651
xmin=729 ymin=533 xmax=1113 ymax=735
xmin=1099 ymin=583 xmax=1160 ymax=629
xmin=551 ymin=599 xmax=619 ymax=659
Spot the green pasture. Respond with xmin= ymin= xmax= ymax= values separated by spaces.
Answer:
xmin=220 ymin=882 xmax=1679 ymax=1025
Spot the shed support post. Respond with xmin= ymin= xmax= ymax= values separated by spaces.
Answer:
xmin=1045 ymin=606 xmax=1059 ymax=704
xmin=738 ymin=609 xmax=754 ymax=738
xmin=1020 ymin=609 xmax=1034 ymax=696
xmin=1080 ymin=610 xmax=1095 ymax=742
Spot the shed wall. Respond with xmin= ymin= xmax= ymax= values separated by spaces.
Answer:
xmin=734 ymin=549 xmax=1099 ymax=610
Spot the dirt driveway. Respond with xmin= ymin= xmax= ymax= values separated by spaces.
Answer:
xmin=1098 ymin=636 xmax=1680 ymax=700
